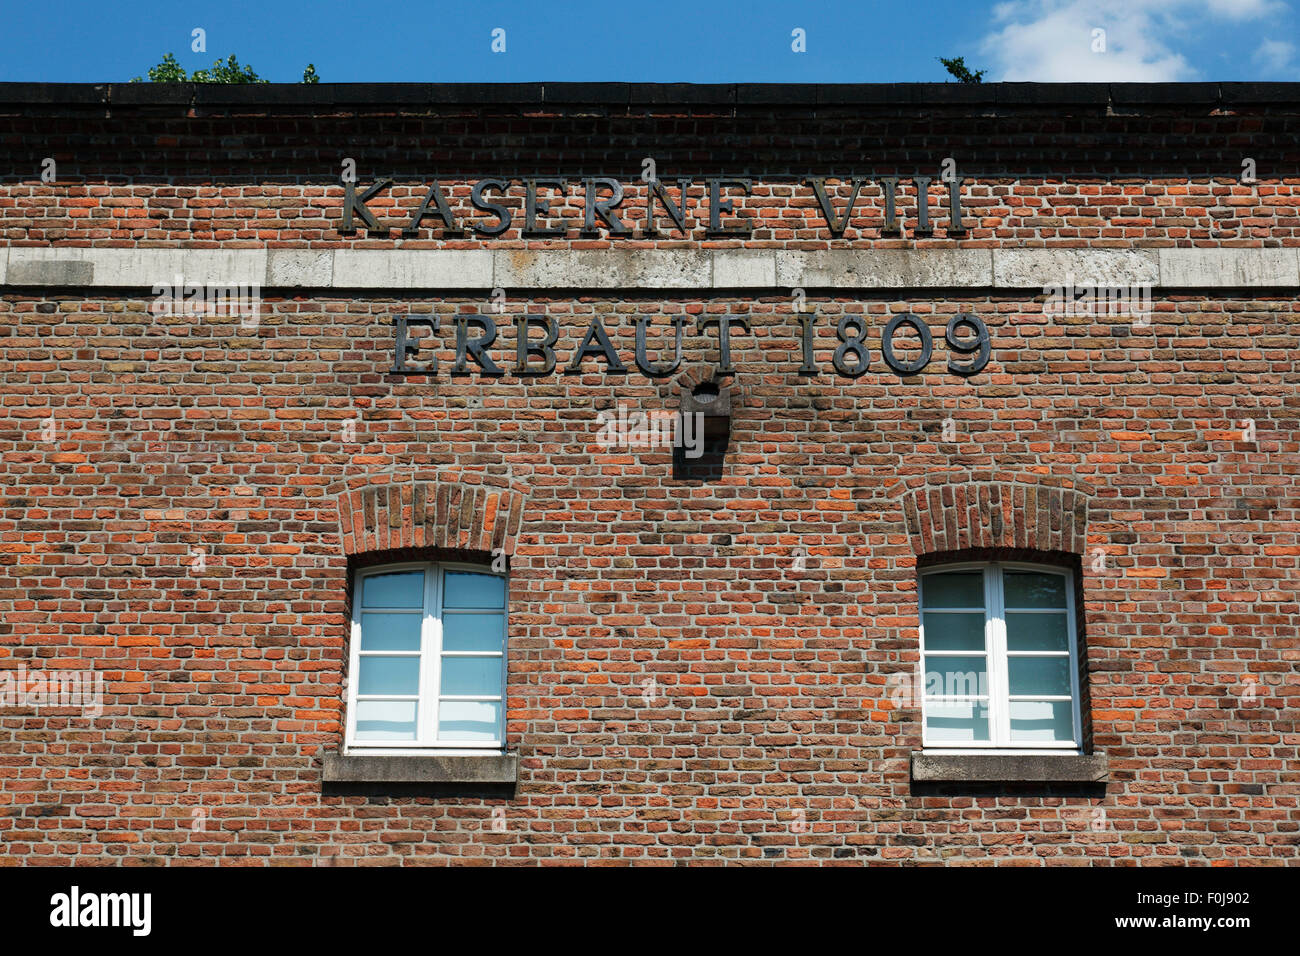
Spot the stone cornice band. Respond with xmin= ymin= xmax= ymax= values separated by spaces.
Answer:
xmin=1 ymin=247 xmax=1298 ymax=291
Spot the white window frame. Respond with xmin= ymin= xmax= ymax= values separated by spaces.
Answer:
xmin=919 ymin=560 xmax=1083 ymax=754
xmin=345 ymin=560 xmax=507 ymax=756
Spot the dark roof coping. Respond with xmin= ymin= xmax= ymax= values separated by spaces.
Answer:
xmin=0 ymin=81 xmax=1297 ymax=110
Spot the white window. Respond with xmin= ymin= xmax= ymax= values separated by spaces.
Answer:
xmin=346 ymin=562 xmax=506 ymax=753
xmin=919 ymin=562 xmax=1082 ymax=751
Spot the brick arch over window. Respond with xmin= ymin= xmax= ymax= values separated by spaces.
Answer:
xmin=892 ymin=472 xmax=1095 ymax=555
xmin=330 ymin=472 xmax=527 ymax=557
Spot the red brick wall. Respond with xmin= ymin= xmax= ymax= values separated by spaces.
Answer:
xmin=1 ymin=101 xmax=1298 ymax=864
xmin=2 ymin=106 xmax=1298 ymax=245
xmin=2 ymin=290 xmax=1297 ymax=863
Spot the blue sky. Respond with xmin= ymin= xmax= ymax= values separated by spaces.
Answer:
xmin=3 ymin=0 xmax=1299 ymax=83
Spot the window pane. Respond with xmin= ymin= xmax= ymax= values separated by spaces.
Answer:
xmin=1009 ymin=699 xmax=1075 ymax=742
xmin=438 ymin=700 xmax=502 ymax=741
xmin=362 ymin=570 xmax=424 ymax=608
xmin=922 ymin=611 xmax=985 ymax=651
xmin=357 ymin=656 xmax=420 ymax=696
xmin=1006 ymin=611 xmax=1069 ymax=652
xmin=442 ymin=612 xmax=505 ymax=653
xmin=354 ymin=700 xmax=418 ymax=740
xmin=1003 ymin=571 xmax=1067 ymax=609
xmin=443 ymin=571 xmax=505 ymax=609
xmin=924 ymin=655 xmax=988 ymax=699
xmin=440 ymin=656 xmax=503 ymax=697
xmin=922 ymin=571 xmax=984 ymax=608
xmin=924 ymin=700 xmax=990 ymax=742
xmin=1008 ymin=656 xmax=1072 ymax=697
xmin=360 ymin=612 xmax=422 ymax=651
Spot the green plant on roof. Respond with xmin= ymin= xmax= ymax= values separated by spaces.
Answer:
xmin=938 ymin=56 xmax=986 ymax=84
xmin=131 ymin=53 xmax=320 ymax=83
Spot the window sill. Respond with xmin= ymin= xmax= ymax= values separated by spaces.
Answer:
xmin=910 ymin=751 xmax=1108 ymax=783
xmin=322 ymin=751 xmax=517 ymax=785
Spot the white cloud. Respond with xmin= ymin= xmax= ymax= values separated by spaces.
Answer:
xmin=1252 ymin=38 xmax=1296 ymax=72
xmin=1204 ymin=0 xmax=1286 ymax=19
xmin=979 ymin=0 xmax=1286 ymax=81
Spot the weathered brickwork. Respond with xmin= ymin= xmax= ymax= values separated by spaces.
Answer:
xmin=2 ymin=100 xmax=1300 ymax=248
xmin=0 ymin=86 xmax=1298 ymax=865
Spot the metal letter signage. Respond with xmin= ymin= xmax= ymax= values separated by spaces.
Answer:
xmin=337 ymin=173 xmax=971 ymax=238
xmin=391 ymin=312 xmax=993 ymax=380
xmin=370 ymin=172 xmax=994 ymax=379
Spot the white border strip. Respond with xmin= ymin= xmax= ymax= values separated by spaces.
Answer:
xmin=1 ymin=247 xmax=1297 ymax=290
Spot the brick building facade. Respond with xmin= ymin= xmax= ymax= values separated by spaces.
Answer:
xmin=1 ymin=81 xmax=1297 ymax=865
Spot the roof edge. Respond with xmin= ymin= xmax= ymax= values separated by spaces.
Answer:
xmin=0 ymin=81 xmax=1298 ymax=109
